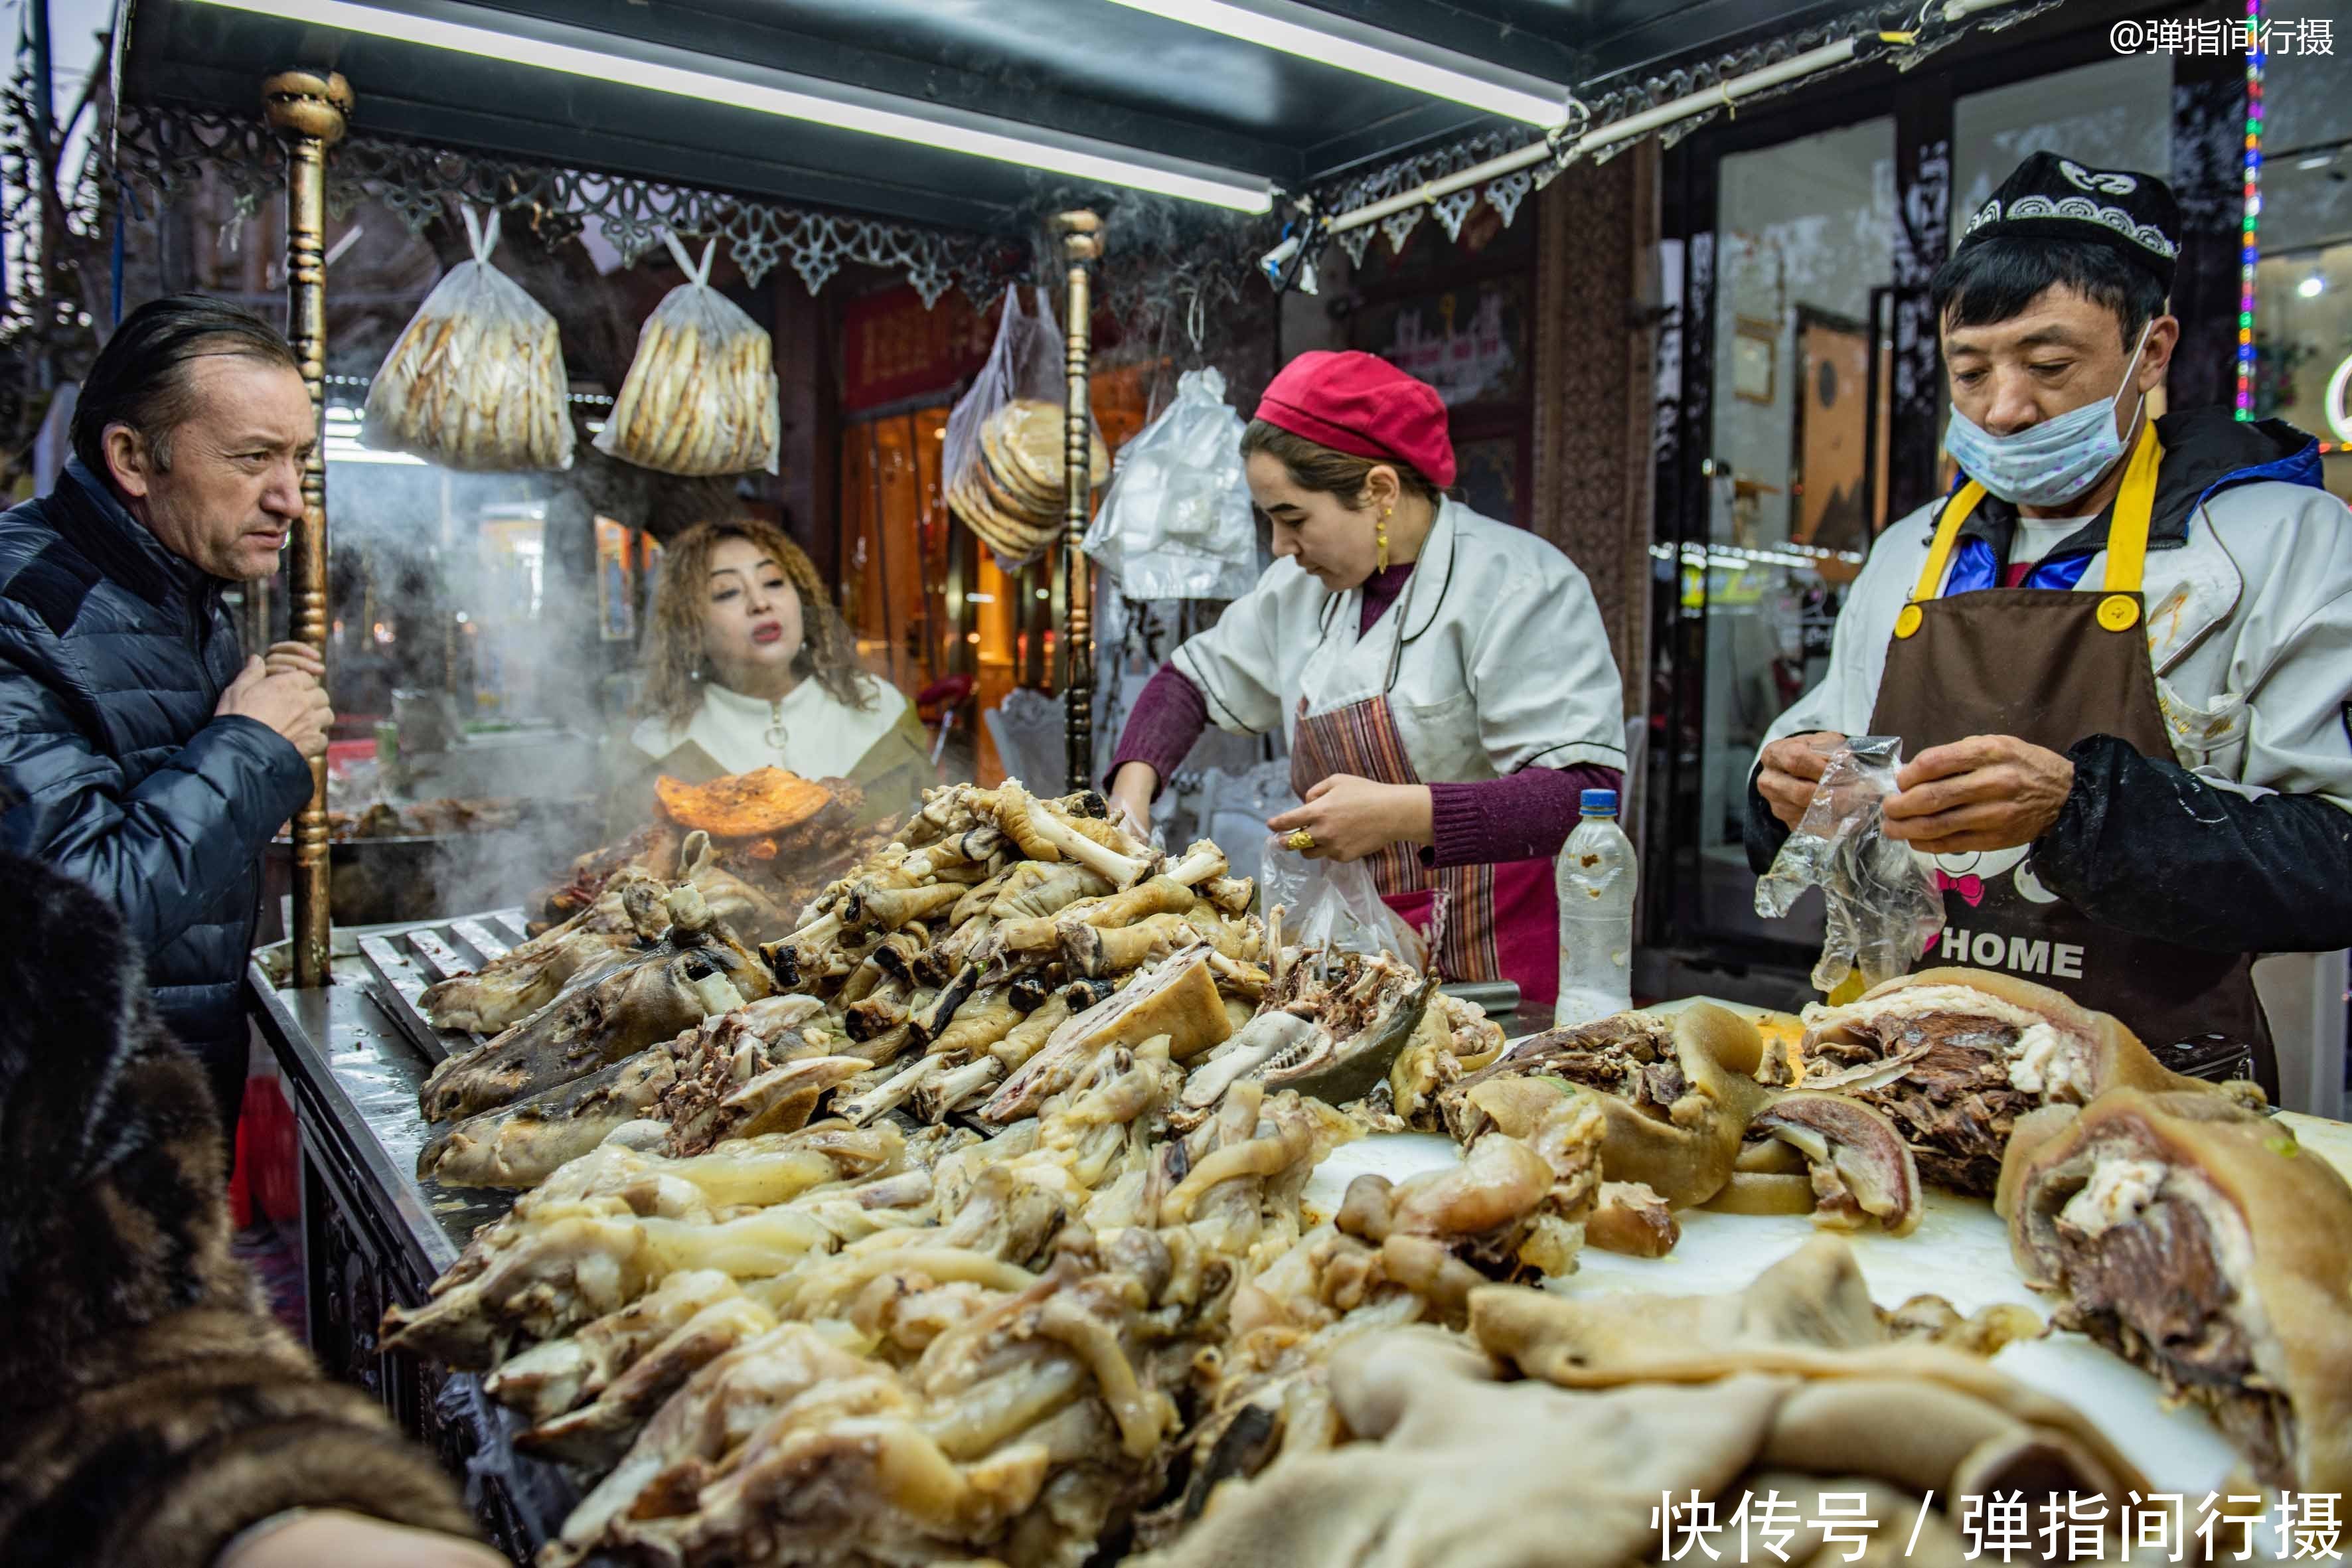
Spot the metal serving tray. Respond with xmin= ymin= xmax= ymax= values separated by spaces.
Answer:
xmin=356 ymin=907 xmax=533 ymax=1064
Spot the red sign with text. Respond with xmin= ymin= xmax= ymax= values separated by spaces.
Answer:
xmin=841 ymin=285 xmax=994 ymax=412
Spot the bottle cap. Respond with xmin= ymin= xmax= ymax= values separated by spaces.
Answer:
xmin=1579 ymin=788 xmax=1619 ymax=816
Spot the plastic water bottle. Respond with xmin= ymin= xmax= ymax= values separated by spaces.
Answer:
xmin=1555 ymin=788 xmax=1636 ymax=1028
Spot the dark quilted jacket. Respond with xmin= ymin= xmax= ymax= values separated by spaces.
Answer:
xmin=0 ymin=458 xmax=313 ymax=1056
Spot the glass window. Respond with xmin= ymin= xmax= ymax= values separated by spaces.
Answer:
xmin=2256 ymin=48 xmax=2352 ymax=505
xmin=1693 ymin=118 xmax=1894 ymax=941
xmin=1950 ymin=56 xmax=2175 ymax=250
xmin=2252 ymin=242 xmax=2351 ymax=500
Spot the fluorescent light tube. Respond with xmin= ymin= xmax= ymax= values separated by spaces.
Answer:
xmin=191 ymin=0 xmax=1273 ymax=211
xmin=1100 ymin=0 xmax=1567 ymax=125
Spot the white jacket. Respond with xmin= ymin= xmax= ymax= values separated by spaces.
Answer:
xmin=1762 ymin=475 xmax=2352 ymax=815
xmin=1174 ymin=499 xmax=1626 ymax=783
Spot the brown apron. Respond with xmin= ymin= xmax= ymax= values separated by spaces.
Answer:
xmin=1867 ymin=424 xmax=2272 ymax=1093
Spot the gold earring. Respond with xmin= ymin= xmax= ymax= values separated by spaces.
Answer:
xmin=1376 ymin=506 xmax=1391 ymax=572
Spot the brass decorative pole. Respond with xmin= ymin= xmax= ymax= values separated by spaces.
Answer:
xmin=265 ymin=68 xmax=351 ymax=989
xmin=1054 ymin=210 xmax=1102 ymax=793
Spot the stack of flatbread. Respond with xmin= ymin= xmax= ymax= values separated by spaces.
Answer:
xmin=362 ymin=208 xmax=574 ymax=472
xmin=947 ymin=397 xmax=1110 ymax=562
xmin=598 ymin=302 xmax=778 ymax=477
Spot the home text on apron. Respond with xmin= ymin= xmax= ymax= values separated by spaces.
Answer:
xmin=1867 ymin=422 xmax=2273 ymax=1093
xmin=1285 ymin=571 xmax=1559 ymax=1010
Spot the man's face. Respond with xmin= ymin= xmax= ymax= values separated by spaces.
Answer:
xmin=106 ymin=354 xmax=315 ymax=582
xmin=1941 ymin=283 xmax=2177 ymax=438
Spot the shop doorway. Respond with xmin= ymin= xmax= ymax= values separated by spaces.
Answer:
xmin=1646 ymin=40 xmax=2201 ymax=994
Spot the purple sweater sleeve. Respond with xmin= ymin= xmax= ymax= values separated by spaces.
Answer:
xmin=1425 ymin=763 xmax=1622 ymax=869
xmin=1107 ymin=663 xmax=1210 ymax=795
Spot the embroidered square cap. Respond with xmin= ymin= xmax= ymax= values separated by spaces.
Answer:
xmin=1956 ymin=151 xmax=2180 ymax=295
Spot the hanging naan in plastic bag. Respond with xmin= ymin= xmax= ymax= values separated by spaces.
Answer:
xmin=943 ymin=285 xmax=1109 ymax=571
xmin=363 ymin=205 xmax=573 ymax=471
xmin=599 ymin=234 xmax=780 ymax=477
xmin=1081 ymin=366 xmax=1255 ymax=601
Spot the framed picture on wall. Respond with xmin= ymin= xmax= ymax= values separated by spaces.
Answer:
xmin=1790 ymin=305 xmax=1889 ymax=562
xmin=1731 ymin=316 xmax=1778 ymax=405
xmin=595 ymin=516 xmax=636 ymax=643
xmin=1350 ymin=274 xmax=1531 ymax=409
xmin=639 ymin=532 xmax=665 ymax=638
xmin=1453 ymin=435 xmax=1522 ymax=526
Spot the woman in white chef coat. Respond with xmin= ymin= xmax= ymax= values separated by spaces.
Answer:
xmin=1105 ymin=351 xmax=1626 ymax=1010
xmin=611 ymin=518 xmax=930 ymax=832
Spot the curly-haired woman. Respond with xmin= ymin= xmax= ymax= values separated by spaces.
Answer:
xmin=611 ymin=518 xmax=929 ymax=830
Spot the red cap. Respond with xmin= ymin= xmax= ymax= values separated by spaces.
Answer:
xmin=1253 ymin=350 xmax=1454 ymax=490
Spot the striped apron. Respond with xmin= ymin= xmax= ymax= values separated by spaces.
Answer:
xmin=1287 ymin=584 xmax=1559 ymax=1009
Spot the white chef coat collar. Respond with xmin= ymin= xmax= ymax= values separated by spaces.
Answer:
xmin=1323 ymin=497 xmax=1458 ymax=647
xmin=1397 ymin=497 xmax=1460 ymax=645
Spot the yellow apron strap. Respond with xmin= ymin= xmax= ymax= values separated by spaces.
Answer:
xmin=1912 ymin=481 xmax=1982 ymax=602
xmin=2100 ymin=420 xmax=2163 ymax=593
xmin=2093 ymin=421 xmax=2162 ymax=631
xmin=1899 ymin=422 xmax=2165 ymax=638
xmin=1896 ymin=481 xmax=1983 ymax=638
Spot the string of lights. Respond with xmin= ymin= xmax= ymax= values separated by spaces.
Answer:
xmin=2234 ymin=0 xmax=2264 ymax=422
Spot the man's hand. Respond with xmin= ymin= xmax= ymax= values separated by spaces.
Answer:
xmin=1266 ymin=774 xmax=1432 ymax=864
xmin=1107 ymin=761 xmax=1157 ymax=844
xmin=1758 ymin=732 xmax=1846 ymax=830
xmin=216 ymin=655 xmax=333 ymax=761
xmin=261 ymin=639 xmax=325 ymax=680
xmin=1882 ymin=734 xmax=2075 ymax=855
xmin=218 ymin=1509 xmax=507 ymax=1568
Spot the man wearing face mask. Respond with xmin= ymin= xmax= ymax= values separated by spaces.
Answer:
xmin=1748 ymin=151 xmax=2352 ymax=1097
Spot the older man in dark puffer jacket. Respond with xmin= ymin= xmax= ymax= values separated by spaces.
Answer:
xmin=0 ymin=295 xmax=333 ymax=1147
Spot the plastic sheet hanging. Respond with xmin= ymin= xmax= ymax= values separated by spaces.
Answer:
xmin=1080 ymin=367 xmax=1256 ymax=601
xmin=1260 ymin=835 xmax=1429 ymax=971
xmin=362 ymin=205 xmax=574 ymax=471
xmin=597 ymin=233 xmax=781 ymax=477
xmin=1753 ymin=735 xmax=1944 ymax=996
xmin=943 ymin=287 xmax=1108 ymax=571
xmin=982 ymin=686 xmax=1069 ymax=796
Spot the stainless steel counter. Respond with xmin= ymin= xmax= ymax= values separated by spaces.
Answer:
xmin=246 ymin=937 xmax=582 ymax=1561
xmin=242 ymin=926 xmax=1532 ymax=1563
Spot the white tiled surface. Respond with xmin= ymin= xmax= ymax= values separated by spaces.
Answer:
xmin=1301 ymin=1113 xmax=2351 ymax=1496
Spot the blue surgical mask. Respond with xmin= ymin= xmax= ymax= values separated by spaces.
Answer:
xmin=1944 ymin=324 xmax=2151 ymax=509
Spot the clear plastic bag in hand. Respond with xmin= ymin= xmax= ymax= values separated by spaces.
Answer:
xmin=1753 ymin=735 xmax=1944 ymax=994
xmin=1081 ymin=367 xmax=1256 ymax=600
xmin=597 ymin=234 xmax=780 ymax=477
xmin=943 ymin=287 xmax=1108 ymax=572
xmin=1260 ymin=835 xmax=1429 ymax=971
xmin=363 ymin=206 xmax=574 ymax=471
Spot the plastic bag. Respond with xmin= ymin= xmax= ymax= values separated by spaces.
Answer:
xmin=597 ymin=234 xmax=779 ymax=477
xmin=944 ymin=287 xmax=1107 ymax=571
xmin=1081 ymin=367 xmax=1256 ymax=600
xmin=1260 ymin=836 xmax=1429 ymax=971
xmin=363 ymin=206 xmax=573 ymax=471
xmin=1754 ymin=735 xmax=1944 ymax=995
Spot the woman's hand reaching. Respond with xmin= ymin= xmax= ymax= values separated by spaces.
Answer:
xmin=1267 ymin=774 xmax=1432 ymax=864
xmin=1107 ymin=761 xmax=1157 ymax=844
